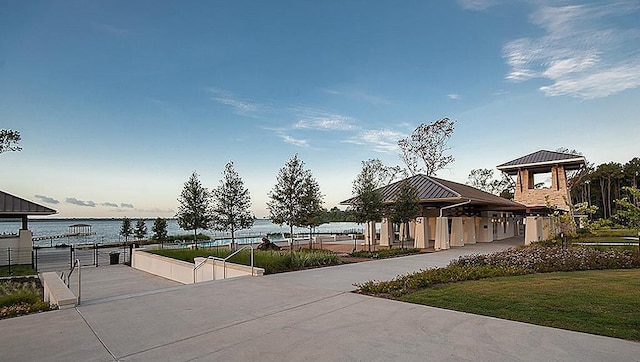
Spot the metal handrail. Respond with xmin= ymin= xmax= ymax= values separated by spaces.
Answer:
xmin=192 ymin=244 xmax=254 ymax=283
xmin=63 ymin=259 xmax=81 ymax=305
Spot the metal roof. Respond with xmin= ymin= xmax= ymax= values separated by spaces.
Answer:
xmin=497 ymin=150 xmax=586 ymax=174
xmin=0 ymin=190 xmax=57 ymax=216
xmin=341 ymin=174 xmax=524 ymax=210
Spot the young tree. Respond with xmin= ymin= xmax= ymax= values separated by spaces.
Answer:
xmin=397 ymin=117 xmax=455 ymax=176
xmin=267 ymin=154 xmax=317 ymax=258
xmin=467 ymin=168 xmax=514 ymax=197
xmin=176 ymin=171 xmax=212 ymax=248
xmin=299 ymin=173 xmax=324 ymax=248
xmin=0 ymin=129 xmax=22 ymax=154
xmin=151 ymin=217 xmax=168 ymax=247
xmin=120 ymin=217 xmax=133 ymax=243
xmin=211 ymin=161 xmax=254 ymax=251
xmin=351 ymin=160 xmax=385 ymax=251
xmin=134 ymin=219 xmax=148 ymax=241
xmin=390 ymin=180 xmax=420 ymax=249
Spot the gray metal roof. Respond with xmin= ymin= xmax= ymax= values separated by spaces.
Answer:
xmin=0 ymin=190 xmax=57 ymax=216
xmin=341 ymin=174 xmax=524 ymax=210
xmin=497 ymin=150 xmax=585 ymax=173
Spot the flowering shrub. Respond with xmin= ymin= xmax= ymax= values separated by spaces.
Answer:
xmin=355 ymin=245 xmax=640 ymax=297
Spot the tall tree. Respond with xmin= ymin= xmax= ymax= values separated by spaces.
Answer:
xmin=466 ymin=169 xmax=513 ymax=197
xmin=134 ymin=219 xmax=148 ymax=240
xmin=298 ymin=172 xmax=325 ymax=248
xmin=267 ymin=154 xmax=316 ymax=258
xmin=176 ymin=171 xmax=212 ymax=248
xmin=0 ymin=129 xmax=22 ymax=154
xmin=151 ymin=217 xmax=168 ymax=247
xmin=351 ymin=160 xmax=385 ymax=251
xmin=390 ymin=180 xmax=420 ymax=249
xmin=211 ymin=161 xmax=254 ymax=251
xmin=120 ymin=217 xmax=133 ymax=243
xmin=360 ymin=158 xmax=406 ymax=187
xmin=397 ymin=117 xmax=455 ymax=176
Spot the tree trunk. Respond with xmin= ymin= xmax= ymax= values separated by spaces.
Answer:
xmin=194 ymin=228 xmax=198 ymax=250
xmin=231 ymin=227 xmax=235 ymax=252
xmin=600 ymin=178 xmax=607 ymax=219
xmin=290 ymin=225 xmax=294 ymax=259
xmin=607 ymin=175 xmax=612 ymax=219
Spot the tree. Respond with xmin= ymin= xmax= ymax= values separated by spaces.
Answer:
xmin=211 ymin=161 xmax=254 ymax=251
xmin=134 ymin=219 xmax=148 ymax=241
xmin=351 ymin=160 xmax=385 ymax=251
xmin=613 ymin=187 xmax=640 ymax=229
xmin=361 ymin=158 xmax=406 ymax=186
xmin=397 ymin=117 xmax=455 ymax=176
xmin=151 ymin=217 xmax=168 ymax=247
xmin=120 ymin=217 xmax=133 ymax=243
xmin=267 ymin=154 xmax=317 ymax=258
xmin=466 ymin=169 xmax=513 ymax=197
xmin=390 ymin=180 xmax=420 ymax=249
xmin=176 ymin=171 xmax=213 ymax=248
xmin=298 ymin=172 xmax=324 ymax=249
xmin=0 ymin=129 xmax=22 ymax=154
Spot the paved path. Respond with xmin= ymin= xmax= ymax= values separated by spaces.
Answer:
xmin=1 ymin=237 xmax=639 ymax=361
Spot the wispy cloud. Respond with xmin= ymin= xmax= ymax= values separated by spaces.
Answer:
xmin=66 ymin=198 xmax=96 ymax=207
xmin=89 ymin=21 xmax=127 ymax=36
xmin=135 ymin=208 xmax=175 ymax=213
xmin=344 ymin=129 xmax=406 ymax=153
xmin=447 ymin=93 xmax=460 ymax=100
xmin=101 ymin=202 xmax=119 ymax=208
xmin=206 ymin=88 xmax=261 ymax=115
xmin=35 ymin=195 xmax=59 ymax=204
xmin=503 ymin=1 xmax=640 ymax=99
xmin=457 ymin=0 xmax=498 ymax=11
xmin=322 ymin=88 xmax=390 ymax=105
xmin=292 ymin=106 xmax=357 ymax=131
xmin=120 ymin=203 xmax=134 ymax=208
xmin=280 ymin=134 xmax=309 ymax=147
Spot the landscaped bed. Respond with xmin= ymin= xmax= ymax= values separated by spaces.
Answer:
xmin=0 ymin=277 xmax=52 ymax=319
xmin=356 ymin=245 xmax=640 ymax=341
xmin=149 ymin=248 xmax=342 ymax=274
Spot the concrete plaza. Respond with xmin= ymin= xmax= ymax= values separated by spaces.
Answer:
xmin=1 ymin=237 xmax=639 ymax=361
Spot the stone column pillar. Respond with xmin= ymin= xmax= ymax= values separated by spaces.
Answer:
xmin=525 ymin=216 xmax=540 ymax=245
xmin=414 ymin=217 xmax=429 ymax=248
xmin=435 ymin=217 xmax=450 ymax=251
xmin=463 ymin=216 xmax=476 ymax=244
xmin=379 ymin=218 xmax=394 ymax=247
xmin=450 ymin=217 xmax=464 ymax=247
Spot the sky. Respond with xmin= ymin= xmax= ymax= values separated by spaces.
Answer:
xmin=1 ymin=0 xmax=639 ymax=218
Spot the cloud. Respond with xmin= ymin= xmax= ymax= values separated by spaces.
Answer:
xmin=345 ymin=129 xmax=407 ymax=153
xmin=280 ymin=134 xmax=309 ymax=147
xmin=135 ymin=208 xmax=175 ymax=214
xmin=292 ymin=106 xmax=357 ymax=131
xmin=65 ymin=198 xmax=96 ymax=207
xmin=503 ymin=1 xmax=640 ymax=99
xmin=322 ymin=88 xmax=390 ymax=105
xmin=34 ymin=195 xmax=59 ymax=204
xmin=206 ymin=88 xmax=261 ymax=115
xmin=457 ymin=0 xmax=498 ymax=11
xmin=101 ymin=202 xmax=119 ymax=208
xmin=120 ymin=203 xmax=134 ymax=208
xmin=447 ymin=93 xmax=460 ymax=100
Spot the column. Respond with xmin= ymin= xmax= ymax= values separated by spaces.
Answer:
xmin=379 ymin=218 xmax=394 ymax=247
xmin=450 ymin=217 xmax=464 ymax=247
xmin=524 ymin=216 xmax=540 ymax=245
xmin=414 ymin=217 xmax=429 ymax=248
xmin=435 ymin=217 xmax=450 ymax=251
xmin=463 ymin=216 xmax=476 ymax=244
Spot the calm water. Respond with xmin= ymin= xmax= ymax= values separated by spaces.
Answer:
xmin=0 ymin=218 xmax=363 ymax=247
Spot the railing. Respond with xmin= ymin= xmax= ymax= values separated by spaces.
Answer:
xmin=192 ymin=245 xmax=254 ymax=283
xmin=61 ymin=259 xmax=81 ymax=305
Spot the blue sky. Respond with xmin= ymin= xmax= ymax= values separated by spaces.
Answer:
xmin=2 ymin=0 xmax=639 ymax=218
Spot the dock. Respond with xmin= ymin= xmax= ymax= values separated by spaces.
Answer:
xmin=32 ymin=223 xmax=96 ymax=241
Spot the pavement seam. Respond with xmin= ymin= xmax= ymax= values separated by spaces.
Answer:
xmin=117 ymin=291 xmax=357 ymax=360
xmin=75 ymin=307 xmax=118 ymax=361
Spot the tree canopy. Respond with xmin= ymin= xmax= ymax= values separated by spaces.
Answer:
xmin=211 ymin=161 xmax=254 ymax=251
xmin=134 ymin=219 xmax=148 ymax=240
xmin=151 ymin=217 xmax=168 ymax=242
xmin=390 ymin=180 xmax=420 ymax=249
xmin=398 ymin=117 xmax=455 ymax=176
xmin=176 ymin=171 xmax=212 ymax=247
xmin=0 ymin=129 xmax=22 ymax=154
xmin=120 ymin=217 xmax=133 ymax=243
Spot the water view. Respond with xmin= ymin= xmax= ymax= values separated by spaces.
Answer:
xmin=0 ymin=218 xmax=363 ymax=247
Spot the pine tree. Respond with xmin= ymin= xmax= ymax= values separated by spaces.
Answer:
xmin=176 ymin=172 xmax=212 ymax=248
xmin=151 ymin=217 xmax=168 ymax=246
xmin=134 ymin=219 xmax=148 ymax=241
xmin=211 ymin=161 xmax=254 ymax=251
xmin=120 ymin=217 xmax=133 ymax=243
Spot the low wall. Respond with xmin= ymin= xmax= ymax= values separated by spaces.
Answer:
xmin=132 ymin=249 xmax=264 ymax=284
xmin=40 ymin=272 xmax=77 ymax=309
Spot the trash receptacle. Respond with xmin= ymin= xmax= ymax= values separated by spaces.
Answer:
xmin=109 ymin=252 xmax=120 ymax=265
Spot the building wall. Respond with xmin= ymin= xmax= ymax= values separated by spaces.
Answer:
xmin=515 ymin=165 xmax=571 ymax=210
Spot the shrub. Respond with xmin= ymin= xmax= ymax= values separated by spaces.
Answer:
xmin=0 ymin=278 xmax=51 ymax=319
xmin=356 ymin=245 xmax=640 ymax=297
xmin=350 ymin=248 xmax=421 ymax=259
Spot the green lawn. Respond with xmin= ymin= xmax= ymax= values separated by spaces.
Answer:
xmin=400 ymin=269 xmax=640 ymax=341
xmin=0 ymin=265 xmax=37 ymax=277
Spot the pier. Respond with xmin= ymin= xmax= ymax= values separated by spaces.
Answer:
xmin=32 ymin=224 xmax=96 ymax=241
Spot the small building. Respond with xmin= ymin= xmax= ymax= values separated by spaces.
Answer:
xmin=341 ymin=174 xmax=525 ymax=251
xmin=0 ymin=190 xmax=57 ymax=266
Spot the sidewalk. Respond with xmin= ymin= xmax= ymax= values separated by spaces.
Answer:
xmin=1 ymin=237 xmax=638 ymax=361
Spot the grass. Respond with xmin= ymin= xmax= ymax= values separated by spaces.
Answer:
xmin=590 ymin=229 xmax=637 ymax=237
xmin=0 ymin=265 xmax=37 ymax=277
xmin=0 ymin=277 xmax=52 ymax=319
xmin=149 ymin=247 xmax=342 ymax=274
xmin=400 ymin=269 xmax=640 ymax=341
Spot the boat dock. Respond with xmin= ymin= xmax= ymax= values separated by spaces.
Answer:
xmin=32 ymin=223 xmax=96 ymax=241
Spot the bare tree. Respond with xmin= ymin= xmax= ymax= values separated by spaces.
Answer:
xmin=397 ymin=117 xmax=455 ymax=176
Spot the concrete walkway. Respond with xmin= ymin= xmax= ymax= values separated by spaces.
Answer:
xmin=1 ymin=237 xmax=639 ymax=361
